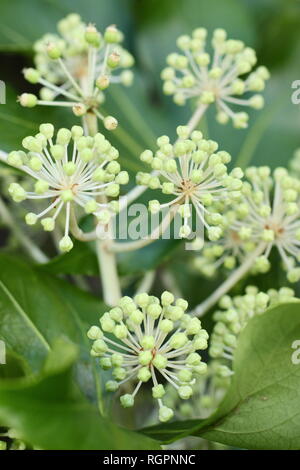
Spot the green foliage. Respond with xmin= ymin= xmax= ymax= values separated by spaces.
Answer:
xmin=0 ymin=340 xmax=160 ymax=450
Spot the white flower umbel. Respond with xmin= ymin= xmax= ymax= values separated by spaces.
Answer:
xmin=87 ymin=292 xmax=209 ymax=422
xmin=137 ymin=126 xmax=244 ymax=239
xmin=226 ymin=167 xmax=300 ymax=282
xmin=210 ymin=286 xmax=297 ymax=376
xmin=162 ymin=28 xmax=269 ymax=128
xmin=7 ymin=124 xmax=128 ymax=252
xmin=20 ymin=14 xmax=134 ymax=130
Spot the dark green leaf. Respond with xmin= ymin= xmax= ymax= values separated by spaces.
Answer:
xmin=0 ymin=253 xmax=106 ymax=405
xmin=0 ymin=340 xmax=160 ymax=450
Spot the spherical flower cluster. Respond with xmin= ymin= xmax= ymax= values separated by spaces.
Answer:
xmin=19 ymin=14 xmax=134 ymax=129
xmin=7 ymin=124 xmax=128 ymax=252
xmin=194 ymin=167 xmax=300 ymax=282
xmin=210 ymin=286 xmax=297 ymax=375
xmin=162 ymin=28 xmax=269 ymax=128
xmin=136 ymin=126 xmax=243 ymax=239
xmin=87 ymin=291 xmax=209 ymax=422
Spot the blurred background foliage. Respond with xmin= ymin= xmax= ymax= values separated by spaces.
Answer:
xmin=0 ymin=0 xmax=300 ymax=307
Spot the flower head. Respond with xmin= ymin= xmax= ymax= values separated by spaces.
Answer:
xmin=194 ymin=167 xmax=300 ymax=281
xmin=137 ymin=126 xmax=243 ymax=239
xmin=7 ymin=124 xmax=128 ymax=252
xmin=87 ymin=291 xmax=209 ymax=422
xmin=162 ymin=28 xmax=269 ymax=128
xmin=210 ymin=286 xmax=297 ymax=375
xmin=20 ymin=14 xmax=134 ymax=129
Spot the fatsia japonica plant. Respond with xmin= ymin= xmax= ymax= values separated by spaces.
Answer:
xmin=0 ymin=9 xmax=300 ymax=452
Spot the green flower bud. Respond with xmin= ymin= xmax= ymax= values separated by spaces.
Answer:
xmin=120 ymin=394 xmax=134 ymax=408
xmin=87 ymin=325 xmax=103 ymax=340
xmin=178 ymin=385 xmax=193 ymax=400
xmin=139 ymin=350 xmax=152 ymax=365
xmin=159 ymin=406 xmax=174 ymax=422
xmin=152 ymin=384 xmax=165 ymax=399
xmin=137 ymin=367 xmax=151 ymax=382
xmin=41 ymin=217 xmax=55 ymax=231
xmin=106 ymin=380 xmax=119 ymax=392
xmin=19 ymin=93 xmax=38 ymax=107
xmin=59 ymin=235 xmax=73 ymax=252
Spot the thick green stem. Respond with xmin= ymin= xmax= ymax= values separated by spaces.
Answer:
xmin=83 ymin=112 xmax=121 ymax=306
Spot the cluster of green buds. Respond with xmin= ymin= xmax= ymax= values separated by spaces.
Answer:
xmin=164 ymin=361 xmax=229 ymax=421
xmin=162 ymin=28 xmax=269 ymax=128
xmin=194 ymin=167 xmax=300 ymax=281
xmin=210 ymin=286 xmax=297 ymax=375
xmin=19 ymin=14 xmax=134 ymax=129
xmin=87 ymin=291 xmax=209 ymax=422
xmin=7 ymin=124 xmax=128 ymax=252
xmin=136 ymin=126 xmax=243 ymax=239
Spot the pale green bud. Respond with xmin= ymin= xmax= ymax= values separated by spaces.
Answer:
xmin=19 ymin=93 xmax=38 ymax=107
xmin=170 ymin=333 xmax=188 ymax=349
xmin=186 ymin=352 xmax=201 ymax=366
xmin=104 ymin=116 xmax=118 ymax=130
xmin=139 ymin=350 xmax=152 ymax=365
xmin=152 ymin=354 xmax=167 ymax=369
xmin=93 ymin=339 xmax=108 ymax=354
xmin=61 ymin=189 xmax=73 ymax=202
xmin=178 ymin=369 xmax=192 ymax=382
xmin=87 ymin=325 xmax=103 ymax=340
xmin=25 ymin=211 xmax=38 ymax=226
xmin=120 ymin=394 xmax=134 ymax=408
xmin=105 ymin=183 xmax=120 ymax=197
xmin=152 ymin=384 xmax=165 ymax=399
xmin=113 ymin=367 xmax=127 ymax=380
xmin=178 ymin=385 xmax=193 ymax=400
xmin=99 ymin=357 xmax=112 ymax=370
xmin=162 ymin=182 xmax=175 ymax=194
xmin=147 ymin=303 xmax=162 ymax=319
xmin=137 ymin=367 xmax=151 ymax=382
xmin=100 ymin=314 xmax=115 ymax=332
xmin=161 ymin=290 xmax=174 ymax=306
xmin=149 ymin=200 xmax=160 ymax=214
xmin=140 ymin=335 xmax=155 ymax=350
xmin=106 ymin=380 xmax=119 ymax=392
xmin=51 ymin=144 xmax=65 ymax=160
xmin=59 ymin=235 xmax=73 ymax=252
xmin=159 ymin=319 xmax=174 ymax=333
xmin=35 ymin=180 xmax=49 ymax=194
xmin=130 ymin=309 xmax=144 ymax=325
xmin=114 ymin=324 xmax=128 ymax=339
xmin=159 ymin=406 xmax=174 ymax=422
xmin=111 ymin=353 xmax=123 ymax=367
